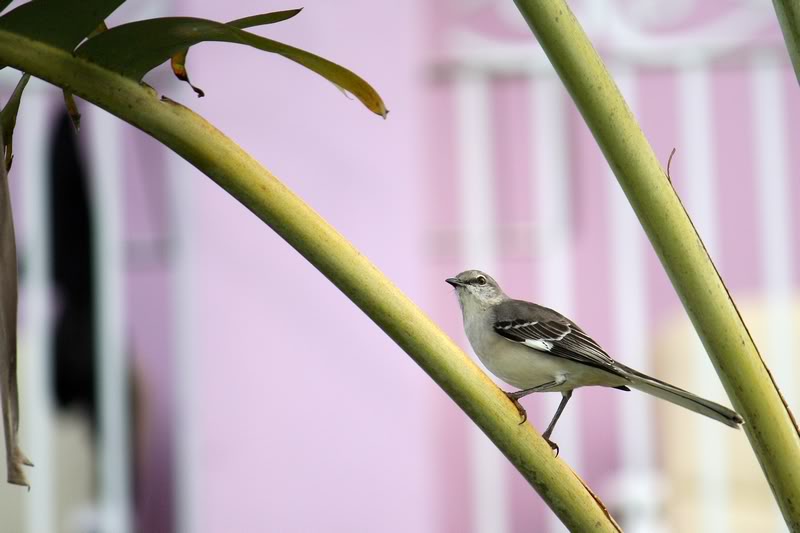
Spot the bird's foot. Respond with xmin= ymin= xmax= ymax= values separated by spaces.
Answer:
xmin=504 ymin=392 xmax=528 ymax=425
xmin=544 ymin=437 xmax=559 ymax=457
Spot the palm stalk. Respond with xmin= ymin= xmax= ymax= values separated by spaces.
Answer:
xmin=512 ymin=0 xmax=800 ymax=528
xmin=0 ymin=28 xmax=621 ymax=531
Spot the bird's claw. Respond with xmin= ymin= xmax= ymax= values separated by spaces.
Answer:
xmin=504 ymin=392 xmax=560 ymax=455
xmin=504 ymin=392 xmax=528 ymax=425
xmin=545 ymin=438 xmax=560 ymax=457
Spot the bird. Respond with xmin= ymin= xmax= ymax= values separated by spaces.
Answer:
xmin=446 ymin=269 xmax=743 ymax=453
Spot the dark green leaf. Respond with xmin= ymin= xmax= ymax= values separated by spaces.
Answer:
xmin=77 ymin=16 xmax=387 ymax=117
xmin=170 ymin=9 xmax=303 ymax=98
xmin=0 ymin=73 xmax=29 ymax=171
xmin=0 ymin=119 xmax=31 ymax=488
xmin=227 ymin=8 xmax=303 ymax=29
xmin=0 ymin=0 xmax=124 ymax=51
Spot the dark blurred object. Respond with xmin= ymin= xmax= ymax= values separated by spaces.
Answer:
xmin=47 ymin=112 xmax=152 ymax=533
xmin=48 ymin=112 xmax=97 ymax=428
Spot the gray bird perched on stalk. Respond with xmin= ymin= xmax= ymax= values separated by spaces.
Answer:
xmin=446 ymin=269 xmax=743 ymax=453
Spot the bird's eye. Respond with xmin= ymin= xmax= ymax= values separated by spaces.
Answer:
xmin=476 ymin=276 xmax=487 ymax=285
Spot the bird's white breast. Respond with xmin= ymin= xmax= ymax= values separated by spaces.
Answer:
xmin=462 ymin=304 xmax=567 ymax=390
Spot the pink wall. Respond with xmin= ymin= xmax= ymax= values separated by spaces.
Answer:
xmin=170 ymin=1 xmax=438 ymax=531
xmin=5 ymin=1 xmax=798 ymax=532
xmin=122 ymin=1 xmax=800 ymax=531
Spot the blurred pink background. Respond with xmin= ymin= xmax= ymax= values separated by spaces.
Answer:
xmin=1 ymin=1 xmax=799 ymax=532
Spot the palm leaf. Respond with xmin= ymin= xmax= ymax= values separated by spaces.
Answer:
xmin=171 ymin=8 xmax=303 ymax=97
xmin=0 ymin=0 xmax=124 ymax=51
xmin=76 ymin=16 xmax=387 ymax=117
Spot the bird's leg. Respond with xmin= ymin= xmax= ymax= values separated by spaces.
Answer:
xmin=505 ymin=393 xmax=529 ymax=424
xmin=541 ymin=390 xmax=573 ymax=456
xmin=505 ymin=380 xmax=559 ymax=425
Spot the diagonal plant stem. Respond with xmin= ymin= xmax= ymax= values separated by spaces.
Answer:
xmin=772 ymin=0 xmax=800 ymax=85
xmin=0 ymin=30 xmax=621 ymax=530
xmin=512 ymin=0 xmax=800 ymax=528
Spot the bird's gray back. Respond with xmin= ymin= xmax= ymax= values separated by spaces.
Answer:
xmin=493 ymin=299 xmax=572 ymax=325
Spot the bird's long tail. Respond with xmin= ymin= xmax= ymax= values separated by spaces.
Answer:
xmin=617 ymin=364 xmax=743 ymax=429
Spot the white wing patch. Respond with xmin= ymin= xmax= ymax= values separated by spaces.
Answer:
xmin=496 ymin=319 xmax=573 ymax=352
xmin=523 ymin=339 xmax=553 ymax=351
xmin=500 ymin=320 xmax=570 ymax=342
xmin=498 ymin=321 xmax=537 ymax=330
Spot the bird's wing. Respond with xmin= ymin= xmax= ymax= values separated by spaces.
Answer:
xmin=493 ymin=300 xmax=626 ymax=376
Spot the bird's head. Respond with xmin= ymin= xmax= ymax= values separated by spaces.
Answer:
xmin=446 ymin=270 xmax=507 ymax=310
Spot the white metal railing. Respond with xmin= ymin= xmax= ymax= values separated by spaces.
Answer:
xmin=87 ymin=106 xmax=131 ymax=533
xmin=454 ymin=71 xmax=511 ymax=533
xmin=11 ymin=84 xmax=134 ymax=533
xmin=531 ymin=73 xmax=582 ymax=533
xmin=19 ymin=77 xmax=56 ymax=533
xmin=607 ymin=64 xmax=663 ymax=533
xmin=168 ymin=144 xmax=196 ymax=533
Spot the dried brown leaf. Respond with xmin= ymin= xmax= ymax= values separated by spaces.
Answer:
xmin=63 ymin=90 xmax=82 ymax=131
xmin=170 ymin=10 xmax=303 ymax=98
xmin=0 ymin=73 xmax=30 ymax=172
xmin=0 ymin=120 xmax=31 ymax=487
xmin=170 ymin=49 xmax=204 ymax=97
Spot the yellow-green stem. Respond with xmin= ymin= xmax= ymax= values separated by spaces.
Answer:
xmin=773 ymin=0 xmax=800 ymax=85
xmin=0 ymin=30 xmax=621 ymax=530
xmin=513 ymin=0 xmax=800 ymax=528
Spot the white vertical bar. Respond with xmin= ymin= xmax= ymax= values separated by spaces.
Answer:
xmin=678 ymin=66 xmax=727 ymax=533
xmin=608 ymin=66 xmax=664 ymax=533
xmin=169 ymin=151 xmax=197 ymax=533
xmin=457 ymin=75 xmax=497 ymax=272
xmin=611 ymin=66 xmax=652 ymax=471
xmin=751 ymin=56 xmax=796 ymax=407
xmin=531 ymin=74 xmax=579 ymax=533
xmin=19 ymin=80 xmax=55 ymax=533
xmin=751 ymin=55 xmax=794 ymax=532
xmin=455 ymin=73 xmax=509 ymax=533
xmin=87 ymin=107 xmax=131 ymax=533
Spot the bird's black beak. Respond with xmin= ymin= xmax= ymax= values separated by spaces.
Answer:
xmin=446 ymin=277 xmax=464 ymax=287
